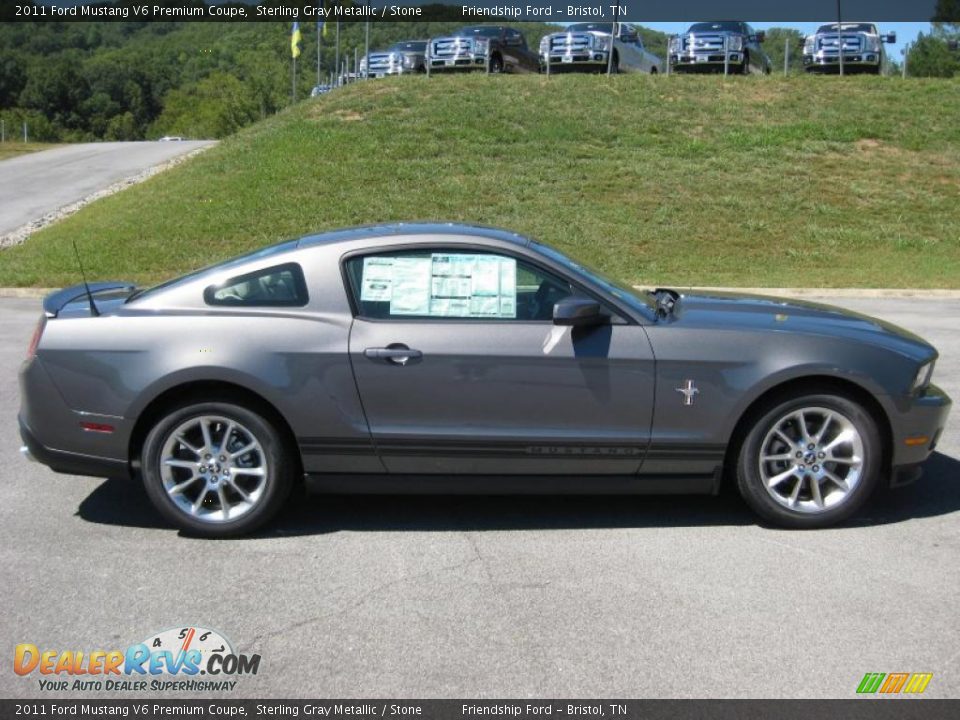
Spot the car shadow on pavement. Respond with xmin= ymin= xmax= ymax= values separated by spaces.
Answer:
xmin=76 ymin=452 xmax=960 ymax=538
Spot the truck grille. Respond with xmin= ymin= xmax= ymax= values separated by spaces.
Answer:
xmin=682 ymin=33 xmax=726 ymax=52
xmin=366 ymin=53 xmax=395 ymax=72
xmin=549 ymin=32 xmax=592 ymax=54
xmin=817 ymin=34 xmax=864 ymax=53
xmin=431 ymin=37 xmax=473 ymax=58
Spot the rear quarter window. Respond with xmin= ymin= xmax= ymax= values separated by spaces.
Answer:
xmin=204 ymin=263 xmax=308 ymax=307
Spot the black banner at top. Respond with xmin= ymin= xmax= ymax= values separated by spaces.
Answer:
xmin=6 ymin=1 xmax=960 ymax=23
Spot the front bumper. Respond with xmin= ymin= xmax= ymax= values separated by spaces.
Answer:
xmin=670 ymin=52 xmax=743 ymax=68
xmin=428 ymin=54 xmax=487 ymax=70
xmin=541 ymin=50 xmax=610 ymax=69
xmin=888 ymin=383 xmax=951 ymax=485
xmin=803 ymin=52 xmax=881 ymax=70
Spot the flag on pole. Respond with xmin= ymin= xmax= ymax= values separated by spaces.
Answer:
xmin=319 ymin=20 xmax=327 ymax=39
xmin=291 ymin=22 xmax=303 ymax=59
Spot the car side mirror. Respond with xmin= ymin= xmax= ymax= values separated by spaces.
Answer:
xmin=756 ymin=31 xmax=766 ymax=43
xmin=553 ymin=297 xmax=604 ymax=327
xmin=884 ymin=32 xmax=897 ymax=44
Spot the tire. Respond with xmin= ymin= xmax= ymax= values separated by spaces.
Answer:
xmin=740 ymin=51 xmax=751 ymax=75
xmin=489 ymin=53 xmax=504 ymax=74
xmin=735 ymin=393 xmax=882 ymax=529
xmin=650 ymin=66 xmax=658 ymax=75
xmin=142 ymin=401 xmax=295 ymax=537
xmin=611 ymin=51 xmax=620 ymax=74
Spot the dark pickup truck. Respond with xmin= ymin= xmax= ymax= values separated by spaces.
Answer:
xmin=427 ymin=26 xmax=540 ymax=74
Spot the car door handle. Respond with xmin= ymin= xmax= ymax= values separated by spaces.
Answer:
xmin=364 ymin=345 xmax=422 ymax=365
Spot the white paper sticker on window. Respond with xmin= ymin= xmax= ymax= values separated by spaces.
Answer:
xmin=360 ymin=257 xmax=394 ymax=302
xmin=362 ymin=253 xmax=518 ymax=318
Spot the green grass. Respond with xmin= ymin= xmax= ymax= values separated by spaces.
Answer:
xmin=2 ymin=75 xmax=959 ymax=288
xmin=0 ymin=142 xmax=61 ymax=161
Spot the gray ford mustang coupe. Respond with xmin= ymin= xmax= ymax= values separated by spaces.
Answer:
xmin=19 ymin=224 xmax=951 ymax=536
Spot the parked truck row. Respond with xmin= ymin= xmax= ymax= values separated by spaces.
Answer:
xmin=340 ymin=20 xmax=898 ymax=88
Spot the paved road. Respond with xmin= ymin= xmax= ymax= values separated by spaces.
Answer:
xmin=0 ymin=142 xmax=214 ymax=239
xmin=0 ymin=296 xmax=957 ymax=699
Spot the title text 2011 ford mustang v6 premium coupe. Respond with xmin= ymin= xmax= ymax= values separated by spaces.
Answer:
xmin=19 ymin=224 xmax=950 ymax=536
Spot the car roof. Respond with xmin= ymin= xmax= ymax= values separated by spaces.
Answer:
xmin=296 ymin=222 xmax=532 ymax=249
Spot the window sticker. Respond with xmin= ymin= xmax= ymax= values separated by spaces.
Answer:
xmin=359 ymin=253 xmax=517 ymax=318
xmin=360 ymin=257 xmax=394 ymax=302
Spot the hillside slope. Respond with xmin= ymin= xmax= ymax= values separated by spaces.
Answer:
xmin=2 ymin=74 xmax=958 ymax=288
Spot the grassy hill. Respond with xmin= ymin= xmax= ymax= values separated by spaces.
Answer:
xmin=2 ymin=74 xmax=959 ymax=289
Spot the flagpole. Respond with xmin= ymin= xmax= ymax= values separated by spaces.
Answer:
xmin=364 ymin=12 xmax=370 ymax=80
xmin=335 ymin=22 xmax=340 ymax=86
xmin=292 ymin=55 xmax=297 ymax=102
xmin=317 ymin=19 xmax=322 ymax=87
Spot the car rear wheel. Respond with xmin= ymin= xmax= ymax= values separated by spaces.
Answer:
xmin=736 ymin=394 xmax=882 ymax=528
xmin=489 ymin=53 xmax=504 ymax=73
xmin=142 ymin=402 xmax=294 ymax=537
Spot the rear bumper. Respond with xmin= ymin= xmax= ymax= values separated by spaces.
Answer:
xmin=19 ymin=416 xmax=130 ymax=479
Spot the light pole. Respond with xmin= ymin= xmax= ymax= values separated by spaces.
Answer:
xmin=837 ymin=0 xmax=845 ymax=77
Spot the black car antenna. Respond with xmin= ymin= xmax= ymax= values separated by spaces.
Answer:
xmin=71 ymin=238 xmax=100 ymax=316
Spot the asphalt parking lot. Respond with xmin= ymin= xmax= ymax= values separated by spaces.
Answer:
xmin=0 ymin=295 xmax=957 ymax=699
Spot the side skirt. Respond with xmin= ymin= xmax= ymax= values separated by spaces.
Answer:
xmin=304 ymin=471 xmax=721 ymax=496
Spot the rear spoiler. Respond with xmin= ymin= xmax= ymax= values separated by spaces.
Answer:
xmin=43 ymin=282 xmax=137 ymax=317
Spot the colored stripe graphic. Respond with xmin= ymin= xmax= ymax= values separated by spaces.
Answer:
xmin=903 ymin=673 xmax=934 ymax=694
xmin=857 ymin=673 xmax=886 ymax=693
xmin=857 ymin=672 xmax=933 ymax=694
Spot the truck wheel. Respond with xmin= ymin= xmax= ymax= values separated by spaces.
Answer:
xmin=489 ymin=53 xmax=504 ymax=74
xmin=735 ymin=393 xmax=882 ymax=528
xmin=740 ymin=51 xmax=751 ymax=75
xmin=142 ymin=401 xmax=295 ymax=537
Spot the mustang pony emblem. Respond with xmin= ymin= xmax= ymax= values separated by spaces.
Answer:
xmin=676 ymin=380 xmax=700 ymax=406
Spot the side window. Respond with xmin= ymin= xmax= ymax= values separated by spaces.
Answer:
xmin=346 ymin=250 xmax=574 ymax=321
xmin=204 ymin=263 xmax=308 ymax=307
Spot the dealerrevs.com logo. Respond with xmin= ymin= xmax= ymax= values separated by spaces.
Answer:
xmin=14 ymin=626 xmax=261 ymax=693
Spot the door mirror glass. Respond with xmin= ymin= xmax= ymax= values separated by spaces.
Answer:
xmin=884 ymin=32 xmax=897 ymax=44
xmin=553 ymin=297 xmax=604 ymax=327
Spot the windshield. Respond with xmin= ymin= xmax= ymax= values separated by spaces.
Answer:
xmin=567 ymin=23 xmax=614 ymax=34
xmin=389 ymin=41 xmax=426 ymax=52
xmin=530 ymin=242 xmax=656 ymax=314
xmin=688 ymin=22 xmax=744 ymax=34
xmin=457 ymin=27 xmax=502 ymax=38
xmin=127 ymin=240 xmax=299 ymax=302
xmin=817 ymin=23 xmax=877 ymax=34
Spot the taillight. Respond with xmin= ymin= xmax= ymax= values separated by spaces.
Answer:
xmin=27 ymin=316 xmax=46 ymax=359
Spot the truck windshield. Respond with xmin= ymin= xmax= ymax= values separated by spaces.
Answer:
xmin=457 ymin=27 xmax=502 ymax=38
xmin=567 ymin=23 xmax=615 ymax=34
xmin=390 ymin=41 xmax=426 ymax=52
xmin=687 ymin=22 xmax=744 ymax=34
xmin=817 ymin=23 xmax=877 ymax=34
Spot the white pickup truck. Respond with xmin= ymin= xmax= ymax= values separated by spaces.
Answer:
xmin=803 ymin=23 xmax=896 ymax=74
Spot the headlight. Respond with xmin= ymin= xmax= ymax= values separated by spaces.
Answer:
xmin=803 ymin=37 xmax=816 ymax=53
xmin=865 ymin=36 xmax=881 ymax=52
xmin=593 ymin=35 xmax=611 ymax=52
xmin=474 ymin=39 xmax=489 ymax=55
xmin=912 ymin=361 xmax=935 ymax=392
xmin=726 ymin=35 xmax=744 ymax=51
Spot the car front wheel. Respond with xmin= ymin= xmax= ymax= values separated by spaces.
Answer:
xmin=736 ymin=394 xmax=882 ymax=528
xmin=142 ymin=402 xmax=294 ymax=537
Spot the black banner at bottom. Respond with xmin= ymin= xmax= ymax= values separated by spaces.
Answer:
xmin=1 ymin=700 xmax=958 ymax=720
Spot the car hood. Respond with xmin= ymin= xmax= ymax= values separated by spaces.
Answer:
xmin=672 ymin=289 xmax=936 ymax=361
